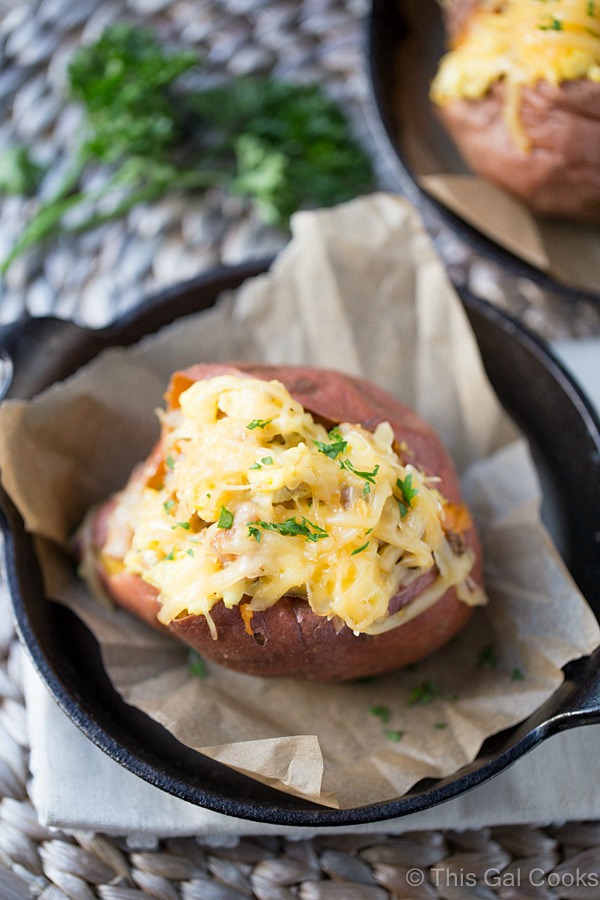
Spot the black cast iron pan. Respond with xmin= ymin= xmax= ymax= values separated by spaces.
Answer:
xmin=367 ymin=0 xmax=600 ymax=306
xmin=1 ymin=259 xmax=600 ymax=826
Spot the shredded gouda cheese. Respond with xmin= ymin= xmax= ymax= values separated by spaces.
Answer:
xmin=103 ymin=375 xmax=483 ymax=635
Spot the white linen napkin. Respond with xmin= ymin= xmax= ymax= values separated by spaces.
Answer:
xmin=24 ymin=337 xmax=600 ymax=835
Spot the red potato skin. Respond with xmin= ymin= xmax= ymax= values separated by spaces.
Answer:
xmin=87 ymin=364 xmax=483 ymax=681
xmin=437 ymin=2 xmax=600 ymax=221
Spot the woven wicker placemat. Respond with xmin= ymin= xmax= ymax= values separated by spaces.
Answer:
xmin=1 ymin=1 xmax=600 ymax=897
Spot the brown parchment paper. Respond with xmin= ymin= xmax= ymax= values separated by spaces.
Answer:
xmin=0 ymin=193 xmax=598 ymax=810
xmin=421 ymin=175 xmax=600 ymax=292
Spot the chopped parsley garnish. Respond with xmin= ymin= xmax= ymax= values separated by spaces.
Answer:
xmin=511 ymin=667 xmax=525 ymax=682
xmin=540 ymin=15 xmax=563 ymax=29
xmin=370 ymin=705 xmax=390 ymax=724
xmin=396 ymin=473 xmax=418 ymax=517
xmin=433 ymin=722 xmax=448 ymax=730
xmin=477 ymin=643 xmax=499 ymax=669
xmin=163 ymin=499 xmax=175 ymax=513
xmin=362 ymin=483 xmax=370 ymax=497
xmin=247 ymin=525 xmax=261 ymax=542
xmin=247 ymin=516 xmax=328 ymax=543
xmin=589 ymin=0 xmax=597 ymax=16
xmin=165 ymin=454 xmax=175 ymax=470
xmin=172 ymin=521 xmax=190 ymax=530
xmin=164 ymin=550 xmax=176 ymax=561
xmin=314 ymin=429 xmax=348 ymax=460
xmin=351 ymin=541 xmax=370 ymax=556
xmin=246 ymin=417 xmax=274 ymax=430
xmin=188 ymin=650 xmax=208 ymax=678
xmin=186 ymin=548 xmax=194 ymax=557
xmin=384 ymin=729 xmax=405 ymax=743
xmin=217 ymin=506 xmax=234 ymax=529
xmin=407 ymin=681 xmax=440 ymax=706
xmin=251 ymin=456 xmax=274 ymax=469
xmin=340 ymin=459 xmax=380 ymax=484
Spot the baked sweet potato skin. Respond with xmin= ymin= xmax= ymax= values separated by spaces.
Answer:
xmin=437 ymin=78 xmax=600 ymax=221
xmin=85 ymin=363 xmax=483 ymax=681
xmin=436 ymin=0 xmax=600 ymax=221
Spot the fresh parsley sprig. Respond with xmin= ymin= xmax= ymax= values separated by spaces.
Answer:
xmin=0 ymin=24 xmax=373 ymax=273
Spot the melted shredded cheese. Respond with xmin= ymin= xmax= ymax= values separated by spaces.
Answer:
xmin=103 ymin=375 xmax=484 ymax=635
xmin=431 ymin=0 xmax=600 ymax=150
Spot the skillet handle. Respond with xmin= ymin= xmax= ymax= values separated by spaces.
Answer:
xmin=538 ymin=648 xmax=600 ymax=736
xmin=0 ymin=316 xmax=106 ymax=402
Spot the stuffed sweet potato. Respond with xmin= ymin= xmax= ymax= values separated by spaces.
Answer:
xmin=431 ymin=0 xmax=600 ymax=220
xmin=77 ymin=364 xmax=485 ymax=681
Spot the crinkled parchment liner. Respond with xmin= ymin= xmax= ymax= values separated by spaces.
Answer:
xmin=0 ymin=194 xmax=597 ymax=809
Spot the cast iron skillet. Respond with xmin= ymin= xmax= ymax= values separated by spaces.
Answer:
xmin=367 ymin=0 xmax=600 ymax=306
xmin=1 ymin=259 xmax=600 ymax=826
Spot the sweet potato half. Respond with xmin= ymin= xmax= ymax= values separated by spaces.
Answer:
xmin=80 ymin=364 xmax=484 ymax=681
xmin=435 ymin=0 xmax=600 ymax=221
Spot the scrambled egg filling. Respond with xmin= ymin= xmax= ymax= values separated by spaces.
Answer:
xmin=432 ymin=0 xmax=600 ymax=150
xmin=103 ymin=375 xmax=483 ymax=636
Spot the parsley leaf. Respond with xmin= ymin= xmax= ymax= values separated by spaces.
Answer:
xmin=188 ymin=650 xmax=208 ymax=678
xmin=246 ymin=418 xmax=274 ymax=431
xmin=539 ymin=15 xmax=563 ymax=30
xmin=247 ymin=517 xmax=328 ymax=543
xmin=511 ymin=667 xmax=525 ymax=682
xmin=351 ymin=541 xmax=370 ymax=556
xmin=217 ymin=506 xmax=234 ymax=529
xmin=407 ymin=681 xmax=440 ymax=706
xmin=340 ymin=459 xmax=380 ymax=484
xmin=314 ymin=432 xmax=348 ymax=460
xmin=163 ymin=499 xmax=175 ymax=514
xmin=0 ymin=145 xmax=43 ymax=197
xmin=396 ymin=473 xmax=418 ymax=518
xmin=384 ymin=729 xmax=405 ymax=743
xmin=370 ymin=705 xmax=390 ymax=724
xmin=248 ymin=524 xmax=262 ymax=542
xmin=477 ymin=643 xmax=499 ymax=669
xmin=165 ymin=455 xmax=175 ymax=470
